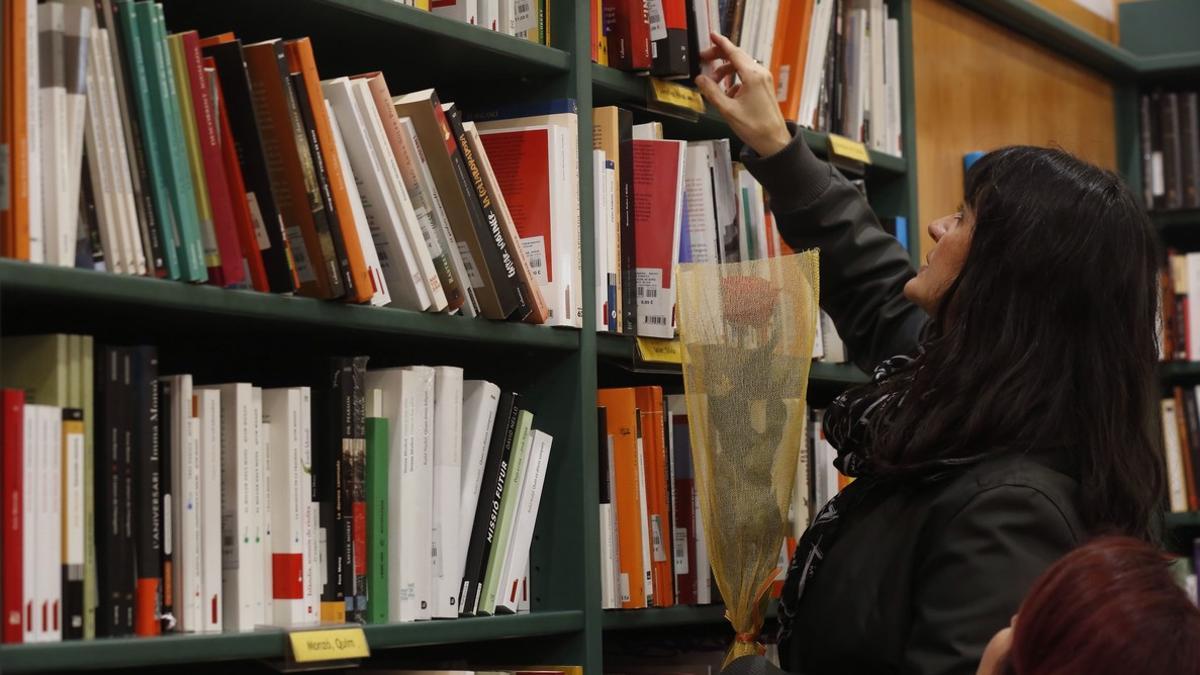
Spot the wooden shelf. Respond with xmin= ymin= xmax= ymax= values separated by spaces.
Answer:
xmin=590 ymin=65 xmax=907 ymax=175
xmin=0 ymin=260 xmax=579 ymax=352
xmin=0 ymin=611 xmax=584 ymax=673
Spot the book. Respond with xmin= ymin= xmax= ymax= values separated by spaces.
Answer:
xmin=263 ymin=387 xmax=314 ymax=627
xmin=195 ymin=387 xmax=223 ymax=633
xmin=631 ymin=139 xmax=686 ymax=338
xmin=432 ymin=367 xmax=464 ymax=618
xmin=651 ymin=0 xmax=690 ymax=78
xmin=331 ymin=357 xmax=368 ymax=622
xmin=2 ymin=390 xmax=25 ymax=643
xmin=495 ymin=429 xmax=553 ymax=615
xmin=163 ymin=375 xmax=200 ymax=632
xmin=1162 ymin=398 xmax=1190 ymax=513
xmin=597 ymin=406 xmax=620 ymax=609
xmin=479 ymin=409 xmax=533 ymax=615
xmin=635 ymin=386 xmax=673 ymax=608
xmin=365 ymin=408 xmax=389 ymax=624
xmin=606 ymin=0 xmax=652 ymax=72
xmin=596 ymin=388 xmax=649 ymax=608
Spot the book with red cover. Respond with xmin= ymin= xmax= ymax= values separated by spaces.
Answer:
xmin=179 ymin=31 xmax=246 ymax=288
xmin=604 ymin=0 xmax=651 ymax=72
xmin=631 ymin=139 xmax=686 ymax=338
xmin=636 ymin=386 xmax=674 ymax=607
xmin=667 ymin=396 xmax=697 ymax=605
xmin=204 ymin=57 xmax=270 ymax=292
xmin=2 ymin=389 xmax=25 ymax=643
xmin=651 ymin=0 xmax=690 ymax=78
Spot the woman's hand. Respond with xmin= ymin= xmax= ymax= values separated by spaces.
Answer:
xmin=695 ymin=32 xmax=792 ymax=157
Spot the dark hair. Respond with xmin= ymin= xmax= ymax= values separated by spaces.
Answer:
xmin=1008 ymin=536 xmax=1200 ymax=675
xmin=868 ymin=146 xmax=1165 ymax=540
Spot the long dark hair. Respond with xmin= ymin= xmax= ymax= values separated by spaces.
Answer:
xmin=867 ymin=146 xmax=1165 ymax=540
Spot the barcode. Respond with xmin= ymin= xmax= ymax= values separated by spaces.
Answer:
xmin=644 ymin=315 xmax=667 ymax=326
xmin=650 ymin=515 xmax=667 ymax=562
xmin=638 ymin=287 xmax=658 ymax=298
xmin=526 ymin=249 xmax=544 ymax=272
xmin=516 ymin=0 xmax=530 ymax=15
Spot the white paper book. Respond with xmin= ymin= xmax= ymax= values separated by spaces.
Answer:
xmin=61 ymin=1 xmax=92 ymax=265
xmin=431 ymin=0 xmax=478 ymax=26
xmin=321 ymin=77 xmax=428 ymax=311
xmin=166 ymin=375 xmax=202 ymax=632
xmin=495 ymin=429 xmax=552 ymax=614
xmin=430 ymin=367 xmax=464 ymax=618
xmin=196 ymin=388 xmax=223 ymax=633
xmin=478 ymin=0 xmax=499 ymax=31
xmin=457 ymin=379 xmax=501 ymax=586
xmin=598 ymin=503 xmax=618 ymax=609
xmin=98 ymin=27 xmax=144 ymax=274
xmin=821 ymin=312 xmax=847 ymax=363
xmin=324 ymin=100 xmax=390 ymax=306
xmin=264 ymin=388 xmax=312 ymax=627
xmin=479 ymin=412 xmax=533 ymax=614
xmin=594 ymin=149 xmax=609 ymax=331
xmin=25 ymin=0 xmax=43 ymax=265
xmin=302 ymin=389 xmax=318 ymax=623
xmin=40 ymin=405 xmax=63 ymax=641
xmin=253 ymin=388 xmax=269 ymax=625
xmin=885 ymin=18 xmax=902 ymax=156
xmin=683 ymin=143 xmax=720 ymax=264
xmin=39 ymin=2 xmax=69 ymax=267
xmin=634 ymin=430 xmax=654 ymax=605
xmin=62 ymin=409 xmax=85 ymax=636
xmin=82 ymin=27 xmax=121 ymax=274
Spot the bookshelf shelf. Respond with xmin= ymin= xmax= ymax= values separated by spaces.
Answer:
xmin=1152 ymin=210 xmax=1200 ymax=230
xmin=1160 ymin=361 xmax=1200 ymax=381
xmin=602 ymin=602 xmax=778 ymax=631
xmin=1167 ymin=512 xmax=1200 ymax=529
xmin=0 ymin=611 xmax=585 ymax=673
xmin=589 ymin=65 xmax=908 ymax=175
xmin=0 ymin=261 xmax=579 ymax=352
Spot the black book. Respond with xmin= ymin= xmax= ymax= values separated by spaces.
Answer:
xmin=201 ymin=38 xmax=298 ymax=293
xmin=441 ymin=102 xmax=524 ymax=320
xmin=94 ymin=346 xmax=122 ymax=636
xmin=1140 ymin=92 xmax=1156 ymax=209
xmin=459 ymin=391 xmax=521 ymax=616
xmin=1183 ymin=388 xmax=1200 ymax=501
xmin=651 ymin=1 xmax=689 ymax=79
xmin=1163 ymin=91 xmax=1184 ymax=210
xmin=100 ymin=0 xmax=165 ymax=275
xmin=76 ymin=154 xmax=103 ymax=270
xmin=617 ymin=107 xmax=637 ymax=335
xmin=156 ymin=378 xmax=175 ymax=633
xmin=289 ymin=71 xmax=354 ymax=299
xmin=1151 ymin=90 xmax=1167 ymax=211
xmin=333 ymin=356 xmax=368 ymax=622
xmin=597 ymin=407 xmax=611 ymax=506
xmin=315 ymin=361 xmax=344 ymax=623
xmin=1182 ymin=92 xmax=1200 ymax=210
xmin=131 ymin=345 xmax=160 ymax=634
xmin=62 ymin=407 xmax=85 ymax=640
xmin=685 ymin=0 xmax=703 ymax=81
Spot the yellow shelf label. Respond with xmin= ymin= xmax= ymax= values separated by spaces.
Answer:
xmin=827 ymin=134 xmax=872 ymax=165
xmin=636 ymin=336 xmax=683 ymax=364
xmin=648 ymin=78 xmax=706 ymax=114
xmin=288 ymin=626 xmax=370 ymax=663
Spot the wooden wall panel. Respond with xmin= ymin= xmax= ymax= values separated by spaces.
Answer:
xmin=912 ymin=0 xmax=1117 ymax=257
xmin=1032 ymin=0 xmax=1116 ymax=42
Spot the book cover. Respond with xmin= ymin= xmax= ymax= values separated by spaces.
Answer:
xmin=365 ymin=413 xmax=389 ymax=624
xmin=129 ymin=346 xmax=161 ymax=636
xmin=631 ymin=139 xmax=686 ymax=338
xmin=635 ymin=386 xmax=673 ymax=607
xmin=264 ymin=387 xmax=313 ymax=627
xmin=651 ymin=0 xmax=689 ymax=78
xmin=495 ymin=429 xmax=553 ymax=615
xmin=431 ymin=367 xmax=464 ymax=618
xmin=479 ymin=409 xmax=533 ymax=615
xmin=1 ymin=389 xmax=24 ymax=643
xmin=597 ymin=387 xmax=649 ymax=608
xmin=605 ymin=0 xmax=652 ymax=71
xmin=457 ymin=380 xmax=501 ymax=601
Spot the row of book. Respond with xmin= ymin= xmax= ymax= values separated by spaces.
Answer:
xmin=417 ymin=0 xmax=552 ymax=44
xmin=596 ymin=389 xmax=848 ymax=611
xmin=347 ymin=669 xmax=579 ymax=674
xmin=0 ymin=0 xmax=586 ymax=325
xmin=0 ymin=334 xmax=554 ymax=642
xmin=592 ymin=0 xmax=904 ymax=156
xmin=1160 ymin=251 xmax=1199 ymax=363
xmin=1139 ymin=89 xmax=1200 ymax=212
xmin=1159 ymin=387 xmax=1200 ymax=515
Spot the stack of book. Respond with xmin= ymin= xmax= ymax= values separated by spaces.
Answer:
xmin=0 ymin=0 xmax=582 ymax=326
xmin=0 ymin=334 xmax=554 ymax=642
xmin=596 ymin=387 xmax=826 ymax=611
xmin=429 ymin=0 xmax=553 ymax=42
xmin=1159 ymin=388 xmax=1200 ymax=515
xmin=594 ymin=0 xmax=904 ymax=156
xmin=1139 ymin=89 xmax=1200 ymax=211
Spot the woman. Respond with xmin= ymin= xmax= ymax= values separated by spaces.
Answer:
xmin=695 ymin=34 xmax=1166 ymax=674
xmin=977 ymin=536 xmax=1200 ymax=675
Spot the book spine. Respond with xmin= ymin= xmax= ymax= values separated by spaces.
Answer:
xmin=607 ymin=0 xmax=652 ymax=71
xmin=617 ymin=110 xmax=636 ymax=334
xmin=651 ymin=0 xmax=690 ymax=78
xmin=442 ymin=104 xmax=524 ymax=319
xmin=317 ymin=361 xmax=344 ymax=623
xmin=2 ymin=390 xmax=24 ymax=643
xmin=118 ymin=348 xmax=135 ymax=634
xmin=157 ymin=380 xmax=174 ymax=633
xmin=346 ymin=358 xmax=368 ymax=623
xmin=459 ymin=392 xmax=520 ymax=616
xmin=1185 ymin=93 xmax=1200 ymax=210
xmin=132 ymin=346 xmax=161 ymax=636
xmin=479 ymin=410 xmax=532 ymax=615
xmin=1164 ymin=92 xmax=1184 ymax=210
xmin=365 ymin=416 xmax=389 ymax=624
xmin=431 ymin=367 xmax=463 ymax=618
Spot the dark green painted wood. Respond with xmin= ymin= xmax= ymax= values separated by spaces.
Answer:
xmin=0 ymin=612 xmax=585 ymax=672
xmin=1154 ymin=210 xmax=1200 ymax=230
xmin=602 ymin=602 xmax=778 ymax=631
xmin=1118 ymin=0 xmax=1200 ymax=58
xmin=1166 ymin=511 xmax=1200 ymax=528
xmin=1161 ymin=361 xmax=1200 ymax=381
xmin=1114 ymin=84 xmax=1142 ymax=206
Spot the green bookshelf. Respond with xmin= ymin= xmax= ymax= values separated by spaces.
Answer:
xmin=1153 ymin=210 xmax=1200 ymax=230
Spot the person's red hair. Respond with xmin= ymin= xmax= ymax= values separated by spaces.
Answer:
xmin=1008 ymin=536 xmax=1200 ymax=675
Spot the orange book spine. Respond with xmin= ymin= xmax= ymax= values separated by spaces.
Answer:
xmin=636 ymin=386 xmax=674 ymax=607
xmin=776 ymin=0 xmax=815 ymax=122
xmin=284 ymin=38 xmax=373 ymax=304
xmin=597 ymin=388 xmax=648 ymax=609
xmin=242 ymin=41 xmax=336 ymax=299
xmin=3 ymin=0 xmax=29 ymax=259
xmin=1174 ymin=387 xmax=1199 ymax=511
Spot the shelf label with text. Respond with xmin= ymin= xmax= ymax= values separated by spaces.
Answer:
xmin=648 ymin=78 xmax=706 ymax=115
xmin=288 ymin=626 xmax=370 ymax=663
xmin=827 ymin=134 xmax=872 ymax=165
xmin=636 ymin=336 xmax=683 ymax=365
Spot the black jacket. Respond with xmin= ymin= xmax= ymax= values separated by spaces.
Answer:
xmin=741 ymin=128 xmax=1085 ymax=675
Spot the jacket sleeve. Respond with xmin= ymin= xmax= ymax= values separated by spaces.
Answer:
xmin=902 ymin=485 xmax=1080 ymax=675
xmin=741 ymin=124 xmax=926 ymax=371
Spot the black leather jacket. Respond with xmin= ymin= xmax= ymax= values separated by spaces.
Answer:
xmin=741 ymin=128 xmax=1084 ymax=675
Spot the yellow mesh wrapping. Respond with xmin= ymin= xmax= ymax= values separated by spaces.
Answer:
xmin=676 ymin=251 xmax=820 ymax=667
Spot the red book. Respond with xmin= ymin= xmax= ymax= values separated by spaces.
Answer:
xmin=631 ymin=139 xmax=686 ymax=338
xmin=181 ymin=32 xmax=246 ymax=288
xmin=205 ymin=56 xmax=270 ymax=292
xmin=636 ymin=386 xmax=674 ymax=607
xmin=2 ymin=389 xmax=24 ymax=643
xmin=604 ymin=0 xmax=651 ymax=71
xmin=668 ymin=398 xmax=697 ymax=605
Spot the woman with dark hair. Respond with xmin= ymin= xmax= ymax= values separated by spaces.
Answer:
xmin=977 ymin=536 xmax=1200 ymax=675
xmin=694 ymin=33 xmax=1167 ymax=675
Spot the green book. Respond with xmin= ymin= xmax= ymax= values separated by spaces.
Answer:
xmin=166 ymin=34 xmax=219 ymax=274
xmin=81 ymin=336 xmax=96 ymax=640
xmin=479 ymin=409 xmax=533 ymax=615
xmin=112 ymin=0 xmax=180 ymax=279
xmin=134 ymin=1 xmax=205 ymax=281
xmin=365 ymin=416 xmax=389 ymax=624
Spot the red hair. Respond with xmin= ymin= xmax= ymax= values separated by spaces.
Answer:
xmin=1009 ymin=536 xmax=1200 ymax=675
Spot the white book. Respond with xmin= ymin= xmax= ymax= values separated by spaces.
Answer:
xmin=593 ymin=149 xmax=609 ymax=331
xmin=683 ymin=143 xmax=721 ymax=264
xmin=604 ymin=160 xmax=618 ymax=331
xmin=22 ymin=405 xmax=39 ymax=642
xmin=457 ymin=380 xmax=500 ymax=595
xmin=495 ymin=430 xmax=552 ymax=614
xmin=325 ymin=99 xmax=391 ymax=307
xmin=634 ymin=430 xmax=653 ymax=605
xmin=512 ymin=0 xmax=537 ymax=39
xmin=264 ymin=388 xmax=312 ymax=627
xmin=788 ymin=400 xmax=811 ymax=540
xmin=431 ymin=367 xmax=464 ymax=618
xmin=869 ymin=0 xmax=886 ymax=151
xmin=97 ymin=27 xmax=144 ymax=274
xmin=1161 ymin=399 xmax=1189 ymax=513
xmin=82 ymin=26 xmax=123 ymax=274
xmin=598 ymin=503 xmax=618 ymax=609
xmin=254 ymin=388 xmax=270 ymax=625
xmin=61 ymin=0 xmax=91 ymax=264
xmin=355 ymin=81 xmax=448 ymax=312
xmin=26 ymin=0 xmax=43 ymax=264
xmin=39 ymin=2 xmax=69 ymax=267
xmin=196 ymin=388 xmax=223 ymax=633
xmin=885 ymin=18 xmax=902 ymax=156
xmin=821 ymin=311 xmax=846 ymax=363
xmin=517 ymin=560 xmax=529 ymax=613
xmin=799 ymin=0 xmax=835 ymax=129
xmin=393 ymin=116 xmax=474 ymax=317
xmin=200 ymin=383 xmax=257 ymax=632
xmin=1186 ymin=253 xmax=1200 ymax=360
xmin=321 ymin=77 xmax=429 ymax=311
xmin=301 ymin=390 xmax=319 ymax=624
xmin=62 ymin=409 xmax=85 ymax=636
xmin=364 ymin=367 xmax=434 ymax=622
xmin=40 ymin=406 xmax=63 ymax=641
xmin=479 ymin=412 xmax=533 ymax=615
xmin=478 ymin=0 xmax=499 ymax=31
xmin=812 ymin=308 xmax=825 ymax=360
xmin=431 ymin=0 xmax=478 ymax=26
xmin=166 ymin=375 xmax=202 ymax=632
